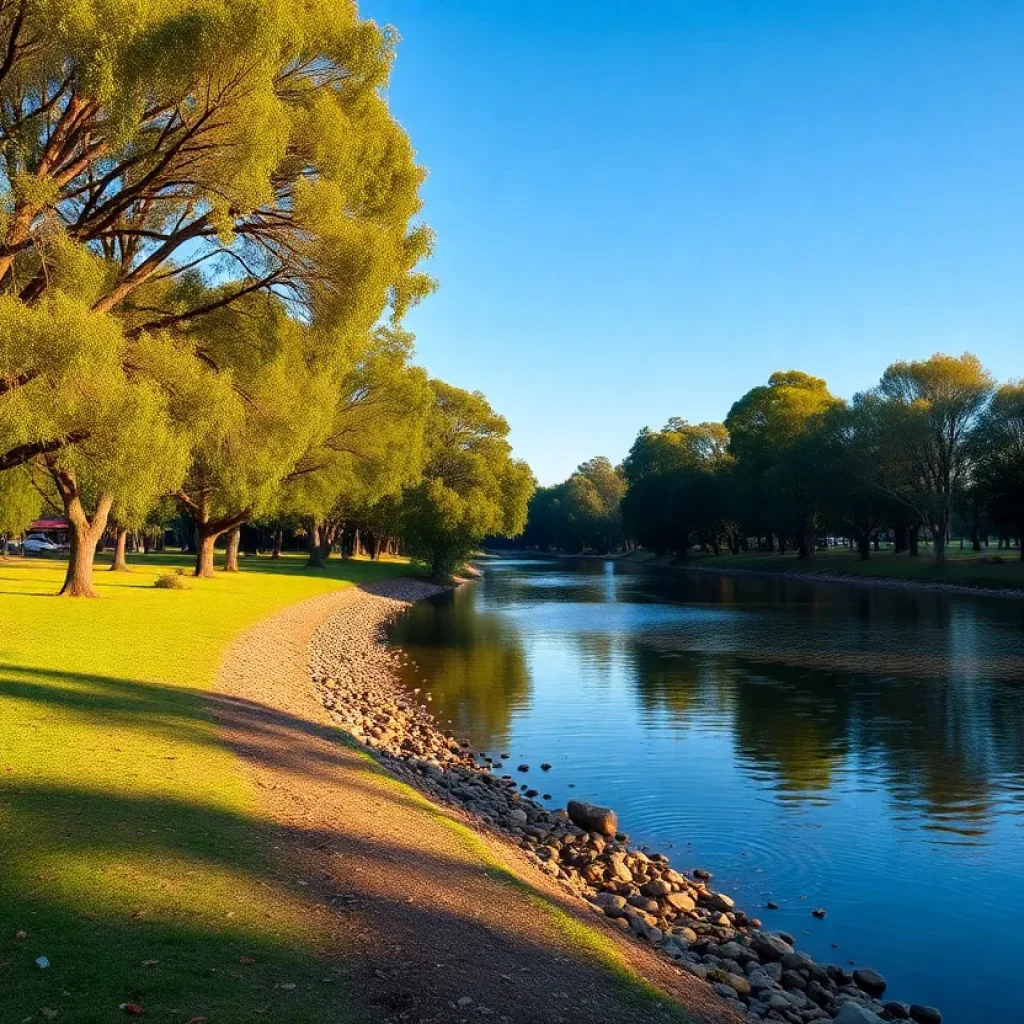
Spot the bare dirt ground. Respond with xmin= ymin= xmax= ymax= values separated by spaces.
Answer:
xmin=210 ymin=580 xmax=741 ymax=1024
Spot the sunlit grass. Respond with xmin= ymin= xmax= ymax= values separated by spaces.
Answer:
xmin=0 ymin=551 xmax=414 ymax=1023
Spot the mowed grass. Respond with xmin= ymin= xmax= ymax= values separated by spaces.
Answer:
xmin=0 ymin=550 xmax=415 ymax=1024
xmin=625 ymin=544 xmax=1024 ymax=590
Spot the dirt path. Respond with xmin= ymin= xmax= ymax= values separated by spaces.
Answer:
xmin=210 ymin=580 xmax=740 ymax=1024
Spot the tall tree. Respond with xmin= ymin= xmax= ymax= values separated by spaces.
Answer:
xmin=725 ymin=372 xmax=840 ymax=557
xmin=973 ymin=382 xmax=1024 ymax=556
xmin=402 ymin=381 xmax=534 ymax=579
xmin=875 ymin=353 xmax=994 ymax=565
xmin=0 ymin=0 xmax=432 ymax=473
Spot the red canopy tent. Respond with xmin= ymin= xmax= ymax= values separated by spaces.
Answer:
xmin=29 ymin=519 xmax=68 ymax=531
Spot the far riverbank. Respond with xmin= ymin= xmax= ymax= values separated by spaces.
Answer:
xmin=485 ymin=548 xmax=1024 ymax=599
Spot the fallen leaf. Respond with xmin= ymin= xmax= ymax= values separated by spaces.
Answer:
xmin=35 ymin=957 xmax=50 ymax=969
xmin=119 ymin=1004 xmax=144 ymax=1015
xmin=185 ymin=1019 xmax=208 ymax=1024
xmin=39 ymin=1010 xmax=58 ymax=1020
xmin=239 ymin=956 xmax=256 ymax=965
xmin=141 ymin=960 xmax=159 ymax=968
xmin=279 ymin=983 xmax=296 ymax=991
xmin=14 ymin=930 xmax=27 ymax=941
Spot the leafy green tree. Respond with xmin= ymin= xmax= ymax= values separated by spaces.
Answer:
xmin=174 ymin=293 xmax=334 ymax=577
xmin=0 ymin=465 xmax=40 ymax=558
xmin=874 ymin=353 xmax=994 ymax=565
xmin=402 ymin=381 xmax=534 ymax=579
xmin=622 ymin=420 xmax=729 ymax=484
xmin=726 ymin=371 xmax=840 ymax=557
xmin=973 ymin=382 xmax=1024 ymax=556
xmin=287 ymin=329 xmax=430 ymax=568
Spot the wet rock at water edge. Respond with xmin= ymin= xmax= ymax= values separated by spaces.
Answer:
xmin=566 ymin=799 xmax=617 ymax=836
xmin=852 ymin=968 xmax=887 ymax=997
xmin=752 ymin=932 xmax=794 ymax=962
xmin=908 ymin=1006 xmax=942 ymax=1024
xmin=883 ymin=1004 xmax=910 ymax=1020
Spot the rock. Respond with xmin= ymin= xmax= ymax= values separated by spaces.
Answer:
xmin=713 ymin=983 xmax=738 ymax=1000
xmin=709 ymin=891 xmax=735 ymax=911
xmin=908 ymin=1006 xmax=942 ymax=1024
xmin=665 ymin=891 xmax=695 ymax=912
xmin=832 ymin=1005 xmax=883 ymax=1024
xmin=517 ymin=764 xmax=529 ymax=772
xmin=781 ymin=951 xmax=815 ymax=972
xmin=566 ymin=800 xmax=617 ymax=836
xmin=592 ymin=892 xmax=626 ymax=912
xmin=852 ymin=968 xmax=887 ymax=997
xmin=640 ymin=878 xmax=670 ymax=898
xmin=883 ymin=1004 xmax=910 ymax=1020
xmin=747 ymin=968 xmax=777 ymax=992
xmin=752 ymin=932 xmax=794 ymax=962
xmin=541 ymin=763 xmax=552 ymax=770
xmin=722 ymin=972 xmax=751 ymax=997
xmin=766 ymin=901 xmax=779 ymax=910
xmin=606 ymin=851 xmax=633 ymax=882
xmin=693 ymin=868 xmax=712 ymax=880
xmin=672 ymin=925 xmax=697 ymax=943
xmin=507 ymin=808 xmax=528 ymax=825
xmin=812 ymin=908 xmax=827 ymax=919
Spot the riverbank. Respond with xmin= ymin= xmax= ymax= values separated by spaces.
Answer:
xmin=309 ymin=578 xmax=942 ymax=1024
xmin=218 ymin=577 xmax=733 ymax=1024
xmin=589 ymin=549 xmax=1024 ymax=600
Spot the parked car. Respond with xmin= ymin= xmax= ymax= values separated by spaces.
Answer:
xmin=22 ymin=534 xmax=61 ymax=555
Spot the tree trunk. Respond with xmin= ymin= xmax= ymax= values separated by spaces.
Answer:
xmin=894 ymin=522 xmax=907 ymax=554
xmin=47 ymin=465 xmax=112 ymax=598
xmin=856 ymin=531 xmax=871 ymax=561
xmin=196 ymin=529 xmax=217 ymax=578
xmin=311 ymin=520 xmax=337 ymax=568
xmin=110 ymin=527 xmax=129 ymax=571
xmin=933 ymin=520 xmax=947 ymax=566
xmin=908 ymin=522 xmax=920 ymax=557
xmin=872 ymin=534 xmax=880 ymax=552
xmin=224 ymin=527 xmax=241 ymax=572
xmin=271 ymin=529 xmax=283 ymax=560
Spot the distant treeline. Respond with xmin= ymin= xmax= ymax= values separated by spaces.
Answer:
xmin=521 ymin=354 xmax=1024 ymax=565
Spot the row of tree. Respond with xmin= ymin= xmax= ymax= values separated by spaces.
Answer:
xmin=524 ymin=354 xmax=1024 ymax=565
xmin=0 ymin=1 xmax=532 ymax=594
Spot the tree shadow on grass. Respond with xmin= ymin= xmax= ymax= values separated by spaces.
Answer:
xmin=0 ymin=668 xmax=706 ymax=1024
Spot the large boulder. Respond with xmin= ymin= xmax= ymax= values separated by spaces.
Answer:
xmin=752 ymin=932 xmax=795 ymax=962
xmin=852 ymin=968 xmax=888 ymax=997
xmin=567 ymin=800 xmax=617 ymax=836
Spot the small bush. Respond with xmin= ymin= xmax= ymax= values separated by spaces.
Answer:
xmin=154 ymin=571 xmax=188 ymax=590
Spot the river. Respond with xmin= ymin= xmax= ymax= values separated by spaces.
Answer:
xmin=387 ymin=557 xmax=1024 ymax=1022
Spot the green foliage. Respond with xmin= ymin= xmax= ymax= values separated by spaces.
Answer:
xmin=0 ymin=465 xmax=40 ymax=536
xmin=401 ymin=381 xmax=534 ymax=578
xmin=522 ymin=457 xmax=626 ymax=554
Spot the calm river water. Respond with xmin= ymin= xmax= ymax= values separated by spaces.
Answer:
xmin=388 ymin=558 xmax=1024 ymax=1023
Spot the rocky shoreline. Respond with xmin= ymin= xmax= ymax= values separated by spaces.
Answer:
xmin=307 ymin=579 xmax=942 ymax=1024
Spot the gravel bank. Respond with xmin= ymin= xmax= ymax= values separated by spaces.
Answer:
xmin=309 ymin=579 xmax=942 ymax=1024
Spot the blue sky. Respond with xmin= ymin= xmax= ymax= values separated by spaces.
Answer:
xmin=364 ymin=1 xmax=1024 ymax=485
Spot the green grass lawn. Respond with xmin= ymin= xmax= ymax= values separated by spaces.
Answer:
xmin=625 ymin=544 xmax=1024 ymax=590
xmin=0 ymin=550 xmax=415 ymax=1024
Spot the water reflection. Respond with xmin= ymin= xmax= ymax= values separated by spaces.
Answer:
xmin=390 ymin=587 xmax=531 ymax=745
xmin=388 ymin=557 xmax=1024 ymax=1023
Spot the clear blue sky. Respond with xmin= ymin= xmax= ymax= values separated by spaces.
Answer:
xmin=364 ymin=0 xmax=1024 ymax=485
